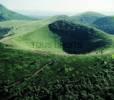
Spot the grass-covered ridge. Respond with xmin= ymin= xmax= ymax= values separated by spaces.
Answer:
xmin=70 ymin=12 xmax=105 ymax=25
xmin=0 ymin=19 xmax=64 ymax=53
xmin=0 ymin=15 xmax=76 ymax=54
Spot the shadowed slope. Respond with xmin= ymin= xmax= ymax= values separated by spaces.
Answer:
xmin=49 ymin=20 xmax=111 ymax=54
xmin=0 ymin=27 xmax=11 ymax=38
xmin=93 ymin=17 xmax=114 ymax=34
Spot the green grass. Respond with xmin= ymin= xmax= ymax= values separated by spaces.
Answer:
xmin=0 ymin=18 xmax=114 ymax=55
xmin=0 ymin=19 xmax=64 ymax=54
xmin=0 ymin=46 xmax=114 ymax=100
xmin=0 ymin=18 xmax=114 ymax=99
xmin=12 ymin=25 xmax=63 ymax=53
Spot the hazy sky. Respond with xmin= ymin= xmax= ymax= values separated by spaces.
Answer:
xmin=0 ymin=0 xmax=113 ymax=15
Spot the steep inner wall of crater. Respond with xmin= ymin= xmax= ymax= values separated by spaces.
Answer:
xmin=49 ymin=20 xmax=110 ymax=54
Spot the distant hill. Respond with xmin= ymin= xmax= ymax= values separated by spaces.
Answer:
xmin=93 ymin=16 xmax=114 ymax=34
xmin=47 ymin=15 xmax=70 ymax=22
xmin=49 ymin=20 xmax=111 ymax=54
xmin=70 ymin=12 xmax=105 ymax=25
xmin=0 ymin=4 xmax=33 ymax=21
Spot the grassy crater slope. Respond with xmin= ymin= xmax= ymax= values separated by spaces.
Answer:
xmin=0 ymin=44 xmax=114 ymax=100
xmin=93 ymin=17 xmax=114 ymax=34
xmin=49 ymin=20 xmax=111 ymax=54
xmin=0 ymin=18 xmax=67 ymax=54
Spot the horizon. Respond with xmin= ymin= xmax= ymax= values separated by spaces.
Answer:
xmin=0 ymin=0 xmax=113 ymax=17
xmin=16 ymin=10 xmax=113 ymax=17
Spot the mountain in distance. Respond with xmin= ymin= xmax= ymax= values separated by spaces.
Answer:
xmin=70 ymin=11 xmax=105 ymax=25
xmin=93 ymin=16 xmax=114 ymax=34
xmin=47 ymin=15 xmax=70 ymax=22
xmin=0 ymin=4 xmax=33 ymax=21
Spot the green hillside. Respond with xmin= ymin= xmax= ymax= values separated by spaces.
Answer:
xmin=0 ymin=19 xmax=64 ymax=54
xmin=0 ymin=4 xmax=33 ymax=21
xmin=0 ymin=19 xmax=112 ymax=54
xmin=93 ymin=16 xmax=114 ymax=34
xmin=0 ymin=16 xmax=114 ymax=54
xmin=0 ymin=43 xmax=114 ymax=100
xmin=70 ymin=12 xmax=105 ymax=25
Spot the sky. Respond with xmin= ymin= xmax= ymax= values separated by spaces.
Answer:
xmin=0 ymin=0 xmax=113 ymax=16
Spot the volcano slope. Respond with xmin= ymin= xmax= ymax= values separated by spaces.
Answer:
xmin=49 ymin=20 xmax=111 ymax=54
xmin=0 ymin=18 xmax=113 ymax=55
xmin=93 ymin=17 xmax=114 ymax=35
